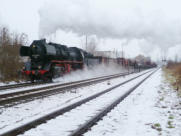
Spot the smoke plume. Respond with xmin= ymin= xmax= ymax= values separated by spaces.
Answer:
xmin=39 ymin=0 xmax=181 ymax=58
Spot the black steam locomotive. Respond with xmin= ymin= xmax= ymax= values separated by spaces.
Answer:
xmin=20 ymin=39 xmax=101 ymax=82
xmin=20 ymin=39 xmax=156 ymax=82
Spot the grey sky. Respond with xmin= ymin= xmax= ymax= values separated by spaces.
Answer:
xmin=0 ymin=0 xmax=181 ymax=61
xmin=0 ymin=0 xmax=44 ymax=41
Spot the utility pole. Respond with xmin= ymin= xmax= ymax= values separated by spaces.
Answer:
xmin=85 ymin=35 xmax=87 ymax=50
xmin=121 ymin=44 xmax=124 ymax=58
xmin=121 ymin=44 xmax=124 ymax=66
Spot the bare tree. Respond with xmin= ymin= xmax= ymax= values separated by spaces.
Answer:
xmin=0 ymin=27 xmax=10 ymax=46
xmin=0 ymin=27 xmax=28 ymax=82
xmin=175 ymin=54 xmax=178 ymax=63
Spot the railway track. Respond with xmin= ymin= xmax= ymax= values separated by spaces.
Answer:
xmin=0 ymin=82 xmax=46 ymax=91
xmin=0 ymin=71 xmax=136 ymax=107
xmin=0 ymin=69 xmax=156 ymax=136
xmin=70 ymin=69 xmax=157 ymax=136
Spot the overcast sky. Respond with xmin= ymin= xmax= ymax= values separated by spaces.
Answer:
xmin=0 ymin=0 xmax=181 ymax=61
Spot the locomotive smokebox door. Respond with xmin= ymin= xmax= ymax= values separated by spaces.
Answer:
xmin=20 ymin=46 xmax=30 ymax=56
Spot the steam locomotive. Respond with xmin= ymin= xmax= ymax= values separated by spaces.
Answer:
xmin=20 ymin=39 xmax=104 ymax=82
xmin=20 ymin=39 xmax=156 ymax=82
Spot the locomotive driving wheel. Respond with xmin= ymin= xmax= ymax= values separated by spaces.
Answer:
xmin=42 ymin=73 xmax=52 ymax=82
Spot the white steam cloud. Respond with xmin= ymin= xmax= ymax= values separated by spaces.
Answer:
xmin=39 ymin=0 xmax=181 ymax=59
xmin=54 ymin=64 xmax=127 ymax=83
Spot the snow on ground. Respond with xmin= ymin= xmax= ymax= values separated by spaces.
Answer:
xmin=2 ymin=68 xmax=180 ymax=136
xmin=85 ymin=69 xmax=181 ymax=136
xmin=0 ymin=81 xmax=26 ymax=86
xmin=0 ymin=70 xmax=148 ymax=134
xmin=20 ymin=69 xmax=152 ymax=136
xmin=0 ymin=82 xmax=61 ymax=95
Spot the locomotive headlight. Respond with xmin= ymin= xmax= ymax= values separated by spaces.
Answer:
xmin=38 ymin=65 xmax=41 ymax=69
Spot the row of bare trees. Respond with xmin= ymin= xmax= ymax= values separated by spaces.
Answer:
xmin=0 ymin=27 xmax=28 ymax=82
